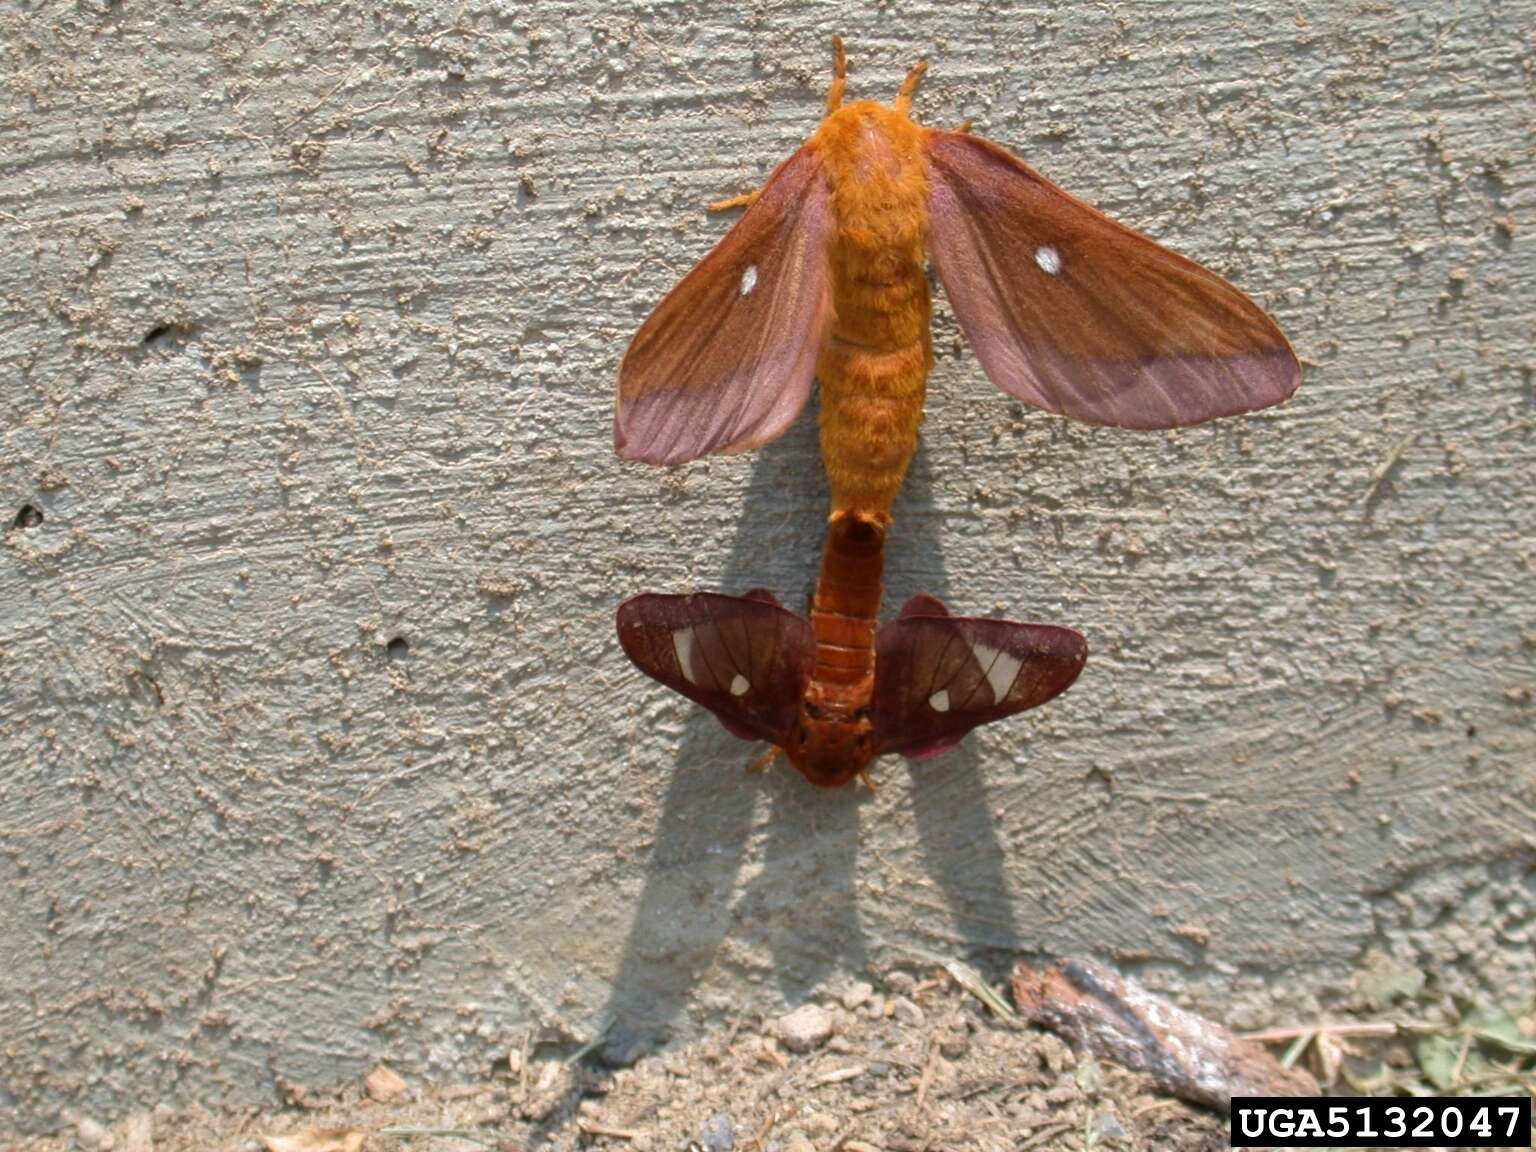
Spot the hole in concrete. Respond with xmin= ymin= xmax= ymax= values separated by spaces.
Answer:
xmin=385 ymin=636 xmax=410 ymax=660
xmin=142 ymin=323 xmax=175 ymax=346
xmin=13 ymin=504 xmax=43 ymax=529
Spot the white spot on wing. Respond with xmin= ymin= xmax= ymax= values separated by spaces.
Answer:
xmin=1035 ymin=245 xmax=1062 ymax=275
xmin=928 ymin=689 xmax=951 ymax=712
xmin=729 ymin=673 xmax=750 ymax=696
xmin=972 ymin=642 xmax=1022 ymax=702
xmin=672 ymin=628 xmax=696 ymax=683
xmin=739 ymin=264 xmax=758 ymax=295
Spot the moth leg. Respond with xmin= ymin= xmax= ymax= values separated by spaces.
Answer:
xmin=826 ymin=34 xmax=848 ymax=113
xmin=707 ymin=188 xmax=760 ymax=213
xmin=893 ymin=58 xmax=927 ymax=115
xmin=858 ymin=768 xmax=879 ymax=793
xmin=952 ymin=118 xmax=972 ymax=134
xmin=747 ymin=745 xmax=784 ymax=774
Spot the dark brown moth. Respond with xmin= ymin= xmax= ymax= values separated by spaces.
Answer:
xmin=619 ymin=514 xmax=1086 ymax=788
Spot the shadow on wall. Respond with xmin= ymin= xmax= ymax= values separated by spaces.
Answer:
xmin=591 ymin=418 xmax=1025 ymax=1069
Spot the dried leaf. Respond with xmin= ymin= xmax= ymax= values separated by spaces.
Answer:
xmin=1414 ymin=1035 xmax=1461 ymax=1091
xmin=262 ymin=1127 xmax=366 ymax=1152
xmin=1311 ymin=1031 xmax=1348 ymax=1087
xmin=1465 ymin=1006 xmax=1536 ymax=1054
xmin=944 ymin=959 xmax=1016 ymax=1021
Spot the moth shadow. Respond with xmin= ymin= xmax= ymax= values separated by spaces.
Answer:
xmin=591 ymin=432 xmax=1024 ymax=1081
xmin=888 ymin=443 xmax=1027 ymax=960
xmin=593 ymin=414 xmax=868 ymax=1068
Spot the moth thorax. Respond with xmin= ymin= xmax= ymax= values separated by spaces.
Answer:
xmin=785 ymin=700 xmax=875 ymax=789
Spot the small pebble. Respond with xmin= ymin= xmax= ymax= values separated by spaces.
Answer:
xmin=700 ymin=1111 xmax=734 ymax=1151
xmin=785 ymin=1140 xmax=815 ymax=1152
xmin=1096 ymin=1110 xmax=1128 ymax=1140
xmin=776 ymin=1004 xmax=833 ymax=1053
xmin=76 ymin=1118 xmax=107 ymax=1149
xmin=805 ymin=1111 xmax=839 ymax=1136
xmin=891 ymin=995 xmax=924 ymax=1025
xmin=841 ymin=981 xmax=874 ymax=1010
xmin=364 ymin=1064 xmax=408 ymax=1102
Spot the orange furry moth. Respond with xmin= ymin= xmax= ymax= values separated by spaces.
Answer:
xmin=615 ymin=38 xmax=1298 ymax=787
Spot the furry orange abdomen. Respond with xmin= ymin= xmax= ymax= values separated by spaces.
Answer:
xmin=812 ymin=102 xmax=934 ymax=518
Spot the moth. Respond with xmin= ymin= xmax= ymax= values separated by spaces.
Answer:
xmin=617 ymin=514 xmax=1086 ymax=788
xmin=614 ymin=39 xmax=1299 ymax=787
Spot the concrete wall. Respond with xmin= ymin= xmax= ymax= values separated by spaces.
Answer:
xmin=1 ymin=0 xmax=1531 ymax=1134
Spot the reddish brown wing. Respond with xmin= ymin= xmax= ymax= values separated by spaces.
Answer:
xmin=616 ymin=592 xmax=814 ymax=745
xmin=615 ymin=146 xmax=834 ymax=465
xmin=923 ymin=131 xmax=1300 ymax=429
xmin=873 ymin=596 xmax=1087 ymax=758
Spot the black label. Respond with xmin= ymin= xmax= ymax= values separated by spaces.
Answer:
xmin=1230 ymin=1096 xmax=1531 ymax=1147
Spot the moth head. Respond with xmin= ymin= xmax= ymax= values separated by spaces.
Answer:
xmin=783 ymin=702 xmax=875 ymax=789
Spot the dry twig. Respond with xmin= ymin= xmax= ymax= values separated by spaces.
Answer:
xmin=1013 ymin=957 xmax=1318 ymax=1112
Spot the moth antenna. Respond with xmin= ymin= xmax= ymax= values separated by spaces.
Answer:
xmin=893 ymin=58 xmax=927 ymax=115
xmin=707 ymin=188 xmax=759 ymax=213
xmin=826 ymin=34 xmax=848 ymax=112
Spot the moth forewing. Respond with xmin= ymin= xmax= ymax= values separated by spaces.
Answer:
xmin=614 ymin=147 xmax=835 ymax=466
xmin=923 ymin=130 xmax=1300 ymax=430
xmin=615 ymin=592 xmax=815 ymax=747
xmin=873 ymin=611 xmax=1088 ymax=757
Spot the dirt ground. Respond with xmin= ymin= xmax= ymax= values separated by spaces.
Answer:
xmin=24 ymin=957 xmax=1536 ymax=1151
xmin=30 ymin=969 xmax=1232 ymax=1152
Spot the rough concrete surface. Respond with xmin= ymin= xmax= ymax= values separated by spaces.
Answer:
xmin=0 ymin=0 xmax=1531 ymax=1136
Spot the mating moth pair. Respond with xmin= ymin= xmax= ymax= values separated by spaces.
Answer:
xmin=613 ymin=39 xmax=1299 ymax=788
